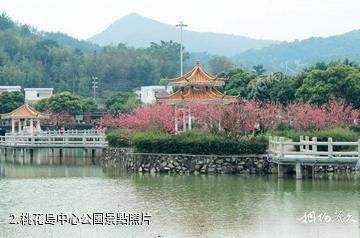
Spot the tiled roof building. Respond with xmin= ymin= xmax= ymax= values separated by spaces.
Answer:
xmin=157 ymin=61 xmax=237 ymax=103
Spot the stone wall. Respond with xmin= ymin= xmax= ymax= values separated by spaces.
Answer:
xmin=101 ymin=148 xmax=272 ymax=175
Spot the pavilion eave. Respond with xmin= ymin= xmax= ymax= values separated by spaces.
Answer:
xmin=169 ymin=81 xmax=225 ymax=87
xmin=157 ymin=98 xmax=238 ymax=104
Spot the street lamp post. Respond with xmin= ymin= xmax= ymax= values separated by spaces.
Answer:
xmin=92 ymin=76 xmax=98 ymax=100
xmin=176 ymin=21 xmax=188 ymax=76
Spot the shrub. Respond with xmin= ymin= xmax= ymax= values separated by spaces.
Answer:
xmin=132 ymin=129 xmax=268 ymax=155
xmin=350 ymin=125 xmax=360 ymax=134
xmin=106 ymin=130 xmax=132 ymax=147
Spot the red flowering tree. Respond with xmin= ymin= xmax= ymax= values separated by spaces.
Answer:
xmin=325 ymin=99 xmax=359 ymax=126
xmin=42 ymin=111 xmax=76 ymax=127
xmin=100 ymin=104 xmax=175 ymax=133
xmin=257 ymin=101 xmax=283 ymax=131
xmin=221 ymin=99 xmax=259 ymax=137
xmin=286 ymin=100 xmax=359 ymax=130
xmin=98 ymin=113 xmax=126 ymax=128
xmin=190 ymin=103 xmax=225 ymax=133
xmin=286 ymin=102 xmax=326 ymax=129
xmin=99 ymin=99 xmax=360 ymax=136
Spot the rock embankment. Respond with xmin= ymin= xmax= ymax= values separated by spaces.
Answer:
xmin=101 ymin=148 xmax=271 ymax=175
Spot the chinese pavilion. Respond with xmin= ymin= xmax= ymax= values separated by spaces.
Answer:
xmin=156 ymin=61 xmax=238 ymax=132
xmin=1 ymin=103 xmax=49 ymax=134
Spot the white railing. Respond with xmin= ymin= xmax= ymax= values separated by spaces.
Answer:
xmin=5 ymin=129 xmax=106 ymax=137
xmin=269 ymin=136 xmax=360 ymax=165
xmin=0 ymin=130 xmax=108 ymax=148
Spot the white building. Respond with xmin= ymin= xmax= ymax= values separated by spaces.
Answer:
xmin=140 ymin=85 xmax=172 ymax=104
xmin=24 ymin=88 xmax=53 ymax=104
xmin=0 ymin=86 xmax=21 ymax=93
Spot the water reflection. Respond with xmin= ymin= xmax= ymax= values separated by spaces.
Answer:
xmin=0 ymin=148 xmax=100 ymax=166
xmin=0 ymin=163 xmax=103 ymax=178
xmin=0 ymin=157 xmax=359 ymax=238
xmin=0 ymin=148 xmax=102 ymax=178
xmin=112 ymin=172 xmax=360 ymax=237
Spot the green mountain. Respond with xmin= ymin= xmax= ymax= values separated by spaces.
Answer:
xmin=233 ymin=30 xmax=360 ymax=73
xmin=88 ymin=13 xmax=278 ymax=56
xmin=41 ymin=32 xmax=100 ymax=53
xmin=0 ymin=13 xmax=185 ymax=99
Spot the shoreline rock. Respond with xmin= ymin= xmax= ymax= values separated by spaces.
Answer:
xmin=101 ymin=148 xmax=272 ymax=175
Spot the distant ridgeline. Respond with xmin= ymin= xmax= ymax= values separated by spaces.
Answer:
xmin=1 ymin=12 xmax=360 ymax=102
xmin=88 ymin=13 xmax=278 ymax=56
xmin=0 ymin=14 xmax=186 ymax=99
xmin=232 ymin=30 xmax=360 ymax=73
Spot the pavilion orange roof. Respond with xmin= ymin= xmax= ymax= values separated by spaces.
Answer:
xmin=169 ymin=61 xmax=225 ymax=87
xmin=157 ymin=86 xmax=238 ymax=103
xmin=1 ymin=104 xmax=49 ymax=119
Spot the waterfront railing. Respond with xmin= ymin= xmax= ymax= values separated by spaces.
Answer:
xmin=0 ymin=130 xmax=107 ymax=148
xmin=269 ymin=136 xmax=360 ymax=165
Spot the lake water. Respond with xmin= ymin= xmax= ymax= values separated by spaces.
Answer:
xmin=0 ymin=156 xmax=359 ymax=238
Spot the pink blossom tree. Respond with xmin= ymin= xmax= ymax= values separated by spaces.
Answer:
xmin=286 ymin=100 xmax=359 ymax=130
xmin=43 ymin=111 xmax=75 ymax=128
xmin=100 ymin=104 xmax=175 ymax=133
xmin=99 ymin=99 xmax=360 ymax=135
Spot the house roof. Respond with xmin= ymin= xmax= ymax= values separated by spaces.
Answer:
xmin=156 ymin=86 xmax=238 ymax=104
xmin=1 ymin=104 xmax=49 ymax=119
xmin=168 ymin=61 xmax=225 ymax=87
xmin=0 ymin=86 xmax=21 ymax=89
xmin=24 ymin=88 xmax=53 ymax=91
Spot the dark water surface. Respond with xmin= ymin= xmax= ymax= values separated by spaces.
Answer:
xmin=0 ymin=156 xmax=359 ymax=238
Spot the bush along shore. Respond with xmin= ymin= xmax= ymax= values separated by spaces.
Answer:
xmin=102 ymin=128 xmax=360 ymax=175
xmin=103 ymin=129 xmax=270 ymax=174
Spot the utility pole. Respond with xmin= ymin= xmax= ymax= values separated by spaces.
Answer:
xmin=176 ymin=21 xmax=188 ymax=75
xmin=92 ymin=76 xmax=98 ymax=100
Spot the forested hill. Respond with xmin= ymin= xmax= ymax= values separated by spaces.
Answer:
xmin=233 ymin=30 xmax=360 ymax=73
xmin=88 ymin=13 xmax=278 ymax=56
xmin=0 ymin=14 xmax=184 ymax=99
xmin=41 ymin=32 xmax=100 ymax=53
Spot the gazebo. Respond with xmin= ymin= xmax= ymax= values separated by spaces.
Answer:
xmin=1 ymin=103 xmax=49 ymax=134
xmin=156 ymin=61 xmax=238 ymax=132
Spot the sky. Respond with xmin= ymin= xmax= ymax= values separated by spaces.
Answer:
xmin=1 ymin=0 xmax=360 ymax=41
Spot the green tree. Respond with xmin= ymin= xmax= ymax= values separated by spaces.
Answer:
xmin=219 ymin=68 xmax=257 ymax=97
xmin=247 ymin=75 xmax=273 ymax=101
xmin=208 ymin=56 xmax=234 ymax=75
xmin=252 ymin=64 xmax=266 ymax=75
xmin=34 ymin=98 xmax=50 ymax=112
xmin=0 ymin=91 xmax=24 ymax=114
xmin=159 ymin=78 xmax=169 ymax=86
xmin=80 ymin=98 xmax=97 ymax=113
xmin=35 ymin=92 xmax=83 ymax=114
xmin=268 ymin=75 xmax=301 ymax=104
xmin=106 ymin=92 xmax=139 ymax=114
xmin=146 ymin=40 xmax=188 ymax=78
xmin=295 ymin=62 xmax=360 ymax=107
xmin=36 ymin=93 xmax=98 ymax=114
xmin=0 ymin=12 xmax=14 ymax=31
